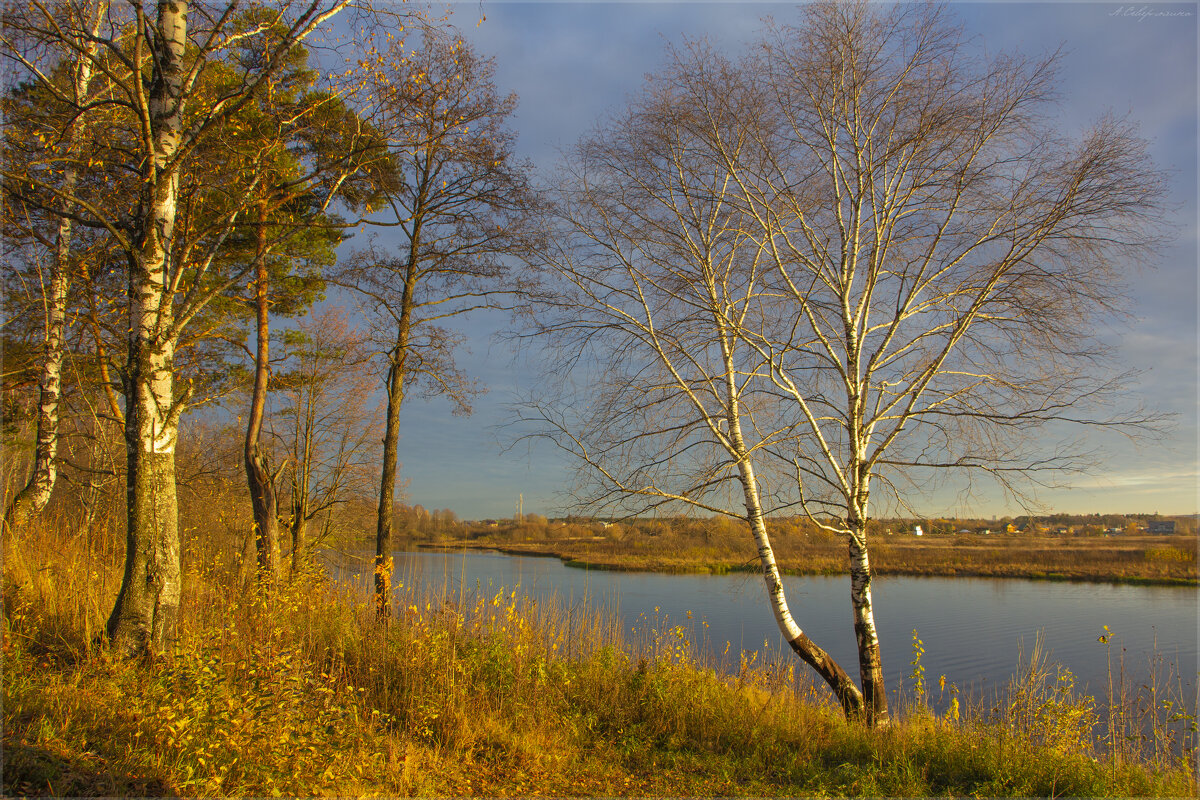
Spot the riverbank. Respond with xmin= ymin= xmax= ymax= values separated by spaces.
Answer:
xmin=4 ymin=518 xmax=1196 ymax=796
xmin=417 ymin=533 xmax=1198 ymax=586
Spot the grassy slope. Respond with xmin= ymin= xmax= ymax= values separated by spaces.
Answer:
xmin=3 ymin=519 xmax=1196 ymax=797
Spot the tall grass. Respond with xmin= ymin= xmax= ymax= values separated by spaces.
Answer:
xmin=1096 ymin=626 xmax=1200 ymax=768
xmin=4 ymin=512 xmax=1197 ymax=797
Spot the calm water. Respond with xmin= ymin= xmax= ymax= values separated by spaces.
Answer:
xmin=327 ymin=548 xmax=1199 ymax=705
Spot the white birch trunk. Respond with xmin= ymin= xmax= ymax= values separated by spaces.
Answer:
xmin=715 ymin=316 xmax=866 ymax=717
xmin=6 ymin=2 xmax=106 ymax=528
xmin=730 ymin=420 xmax=865 ymax=717
xmin=847 ymin=524 xmax=888 ymax=725
xmin=107 ymin=0 xmax=187 ymax=658
xmin=847 ymin=427 xmax=889 ymax=724
xmin=8 ymin=250 xmax=69 ymax=523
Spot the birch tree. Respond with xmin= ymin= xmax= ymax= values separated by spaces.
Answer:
xmin=1 ymin=0 xmax=380 ymax=657
xmin=528 ymin=4 xmax=1166 ymax=727
xmin=524 ymin=67 xmax=867 ymax=718
xmin=2 ymin=0 xmax=109 ymax=528
xmin=717 ymin=3 xmax=1164 ymax=725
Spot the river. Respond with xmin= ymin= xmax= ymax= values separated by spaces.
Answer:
xmin=326 ymin=548 xmax=1198 ymax=709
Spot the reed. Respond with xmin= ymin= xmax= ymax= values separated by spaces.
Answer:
xmin=4 ymin=513 xmax=1196 ymax=796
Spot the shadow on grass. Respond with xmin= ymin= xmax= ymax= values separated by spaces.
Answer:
xmin=2 ymin=738 xmax=173 ymax=798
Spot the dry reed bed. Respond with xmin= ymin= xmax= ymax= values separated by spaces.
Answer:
xmin=435 ymin=533 xmax=1198 ymax=585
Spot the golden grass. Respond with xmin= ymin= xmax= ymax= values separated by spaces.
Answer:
xmin=3 ymin=513 xmax=1197 ymax=797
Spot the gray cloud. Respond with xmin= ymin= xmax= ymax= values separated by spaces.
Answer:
xmin=385 ymin=1 xmax=1198 ymax=517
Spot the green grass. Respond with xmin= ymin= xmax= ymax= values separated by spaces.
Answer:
xmin=4 ymin=515 xmax=1197 ymax=797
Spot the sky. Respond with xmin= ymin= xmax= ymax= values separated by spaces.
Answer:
xmin=344 ymin=1 xmax=1198 ymax=521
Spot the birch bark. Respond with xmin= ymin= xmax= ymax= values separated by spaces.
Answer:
xmin=735 ymin=436 xmax=866 ymax=717
xmin=713 ymin=294 xmax=867 ymax=718
xmin=8 ymin=238 xmax=70 ymax=525
xmin=106 ymin=0 xmax=188 ymax=657
xmin=847 ymin=521 xmax=887 ymax=725
xmin=6 ymin=1 xmax=107 ymax=528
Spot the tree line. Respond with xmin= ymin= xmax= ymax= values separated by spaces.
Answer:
xmin=2 ymin=1 xmax=1167 ymax=729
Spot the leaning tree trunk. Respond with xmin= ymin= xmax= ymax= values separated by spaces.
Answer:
xmin=106 ymin=0 xmax=187 ymax=659
xmin=847 ymin=511 xmax=889 ymax=727
xmin=735 ymin=450 xmax=866 ymax=719
xmin=6 ymin=3 xmax=105 ymax=529
xmin=714 ymin=302 xmax=865 ymax=719
xmin=244 ymin=208 xmax=281 ymax=583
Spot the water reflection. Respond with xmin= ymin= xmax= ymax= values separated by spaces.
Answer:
xmin=325 ymin=548 xmax=1198 ymax=708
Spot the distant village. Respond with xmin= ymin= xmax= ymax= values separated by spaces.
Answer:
xmin=386 ymin=504 xmax=1196 ymax=543
xmin=901 ymin=516 xmax=1185 ymax=537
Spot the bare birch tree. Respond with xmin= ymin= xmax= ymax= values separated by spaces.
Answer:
xmin=524 ymin=66 xmax=867 ymax=718
xmin=714 ymin=3 xmax=1165 ymax=725
xmin=2 ymin=0 xmax=109 ymax=528
xmin=528 ymin=4 xmax=1166 ymax=727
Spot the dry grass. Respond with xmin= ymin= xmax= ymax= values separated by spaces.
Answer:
xmin=3 ymin=512 xmax=1196 ymax=797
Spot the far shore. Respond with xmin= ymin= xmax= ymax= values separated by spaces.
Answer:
xmin=407 ymin=533 xmax=1198 ymax=587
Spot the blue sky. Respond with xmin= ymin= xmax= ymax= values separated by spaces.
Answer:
xmin=350 ymin=1 xmax=1198 ymax=521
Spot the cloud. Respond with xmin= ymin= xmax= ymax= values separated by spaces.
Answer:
xmin=1070 ymin=466 xmax=1200 ymax=490
xmin=380 ymin=2 xmax=1199 ymax=519
xmin=461 ymin=2 xmax=782 ymax=167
